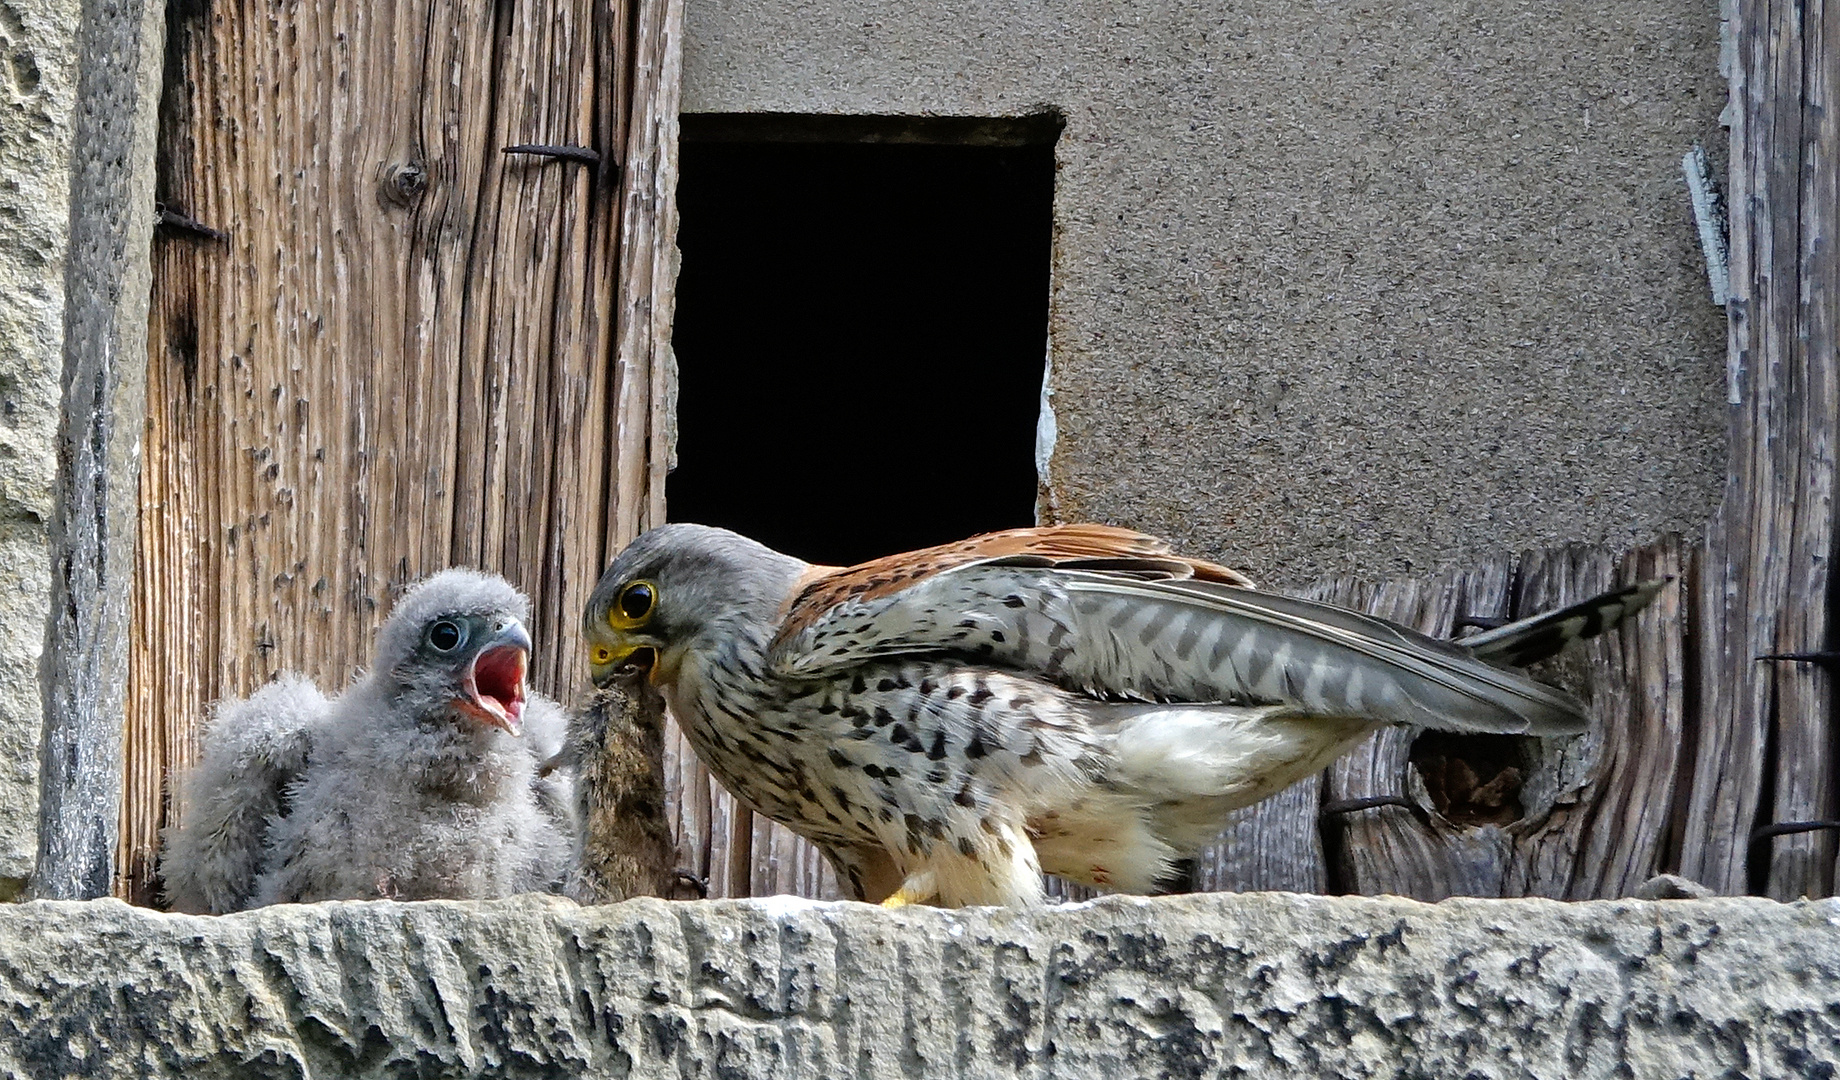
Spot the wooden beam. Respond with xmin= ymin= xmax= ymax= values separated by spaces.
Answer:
xmin=1680 ymin=0 xmax=1839 ymax=899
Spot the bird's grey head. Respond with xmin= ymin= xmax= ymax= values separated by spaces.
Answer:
xmin=374 ymin=569 xmax=536 ymax=736
xmin=582 ymin=523 xmax=807 ymax=688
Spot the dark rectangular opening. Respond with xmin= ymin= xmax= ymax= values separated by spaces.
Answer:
xmin=667 ymin=114 xmax=1059 ymax=567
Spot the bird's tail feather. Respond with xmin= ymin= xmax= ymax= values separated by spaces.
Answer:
xmin=1459 ymin=579 xmax=1668 ymax=669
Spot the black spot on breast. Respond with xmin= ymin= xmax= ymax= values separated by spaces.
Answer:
xmin=958 ymin=837 xmax=977 ymax=857
xmin=873 ymin=706 xmax=896 ymax=727
xmin=954 ymin=785 xmax=977 ymax=807
xmin=1009 ymin=696 xmax=1034 ymax=710
xmin=851 ymin=673 xmax=868 ymax=694
xmin=878 ymin=678 xmax=898 ymax=692
xmin=927 ymin=730 xmax=948 ymax=760
xmin=1002 ymin=595 xmax=1027 ymax=608
xmin=965 ymin=732 xmax=988 ymax=759
xmin=830 ymin=785 xmax=853 ymax=810
xmin=920 ymin=678 xmax=939 ymax=695
xmin=968 ymin=688 xmax=994 ymax=706
xmin=828 ymin=748 xmax=850 ymax=768
xmin=863 ymin=764 xmax=885 ymax=779
xmin=989 ymin=630 xmax=1006 ymax=643
xmin=947 ymin=686 xmax=967 ymax=700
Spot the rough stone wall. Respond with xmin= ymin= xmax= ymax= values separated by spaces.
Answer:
xmin=0 ymin=892 xmax=1834 ymax=1078
xmin=0 ymin=0 xmax=80 ymax=892
xmin=5 ymin=0 xmax=163 ymax=900
xmin=681 ymin=0 xmax=1728 ymax=586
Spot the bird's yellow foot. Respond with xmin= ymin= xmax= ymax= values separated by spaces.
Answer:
xmin=880 ymin=886 xmax=931 ymax=908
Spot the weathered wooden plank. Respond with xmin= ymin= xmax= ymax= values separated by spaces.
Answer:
xmin=126 ymin=0 xmax=682 ymax=903
xmin=1680 ymin=0 xmax=1838 ymax=900
xmin=1317 ymin=544 xmax=1690 ymax=901
xmin=1193 ymin=783 xmax=1326 ymax=895
xmin=1544 ymin=540 xmax=1692 ymax=899
xmin=1776 ymin=0 xmax=1839 ymax=901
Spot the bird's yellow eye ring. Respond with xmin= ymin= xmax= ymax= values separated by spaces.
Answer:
xmin=607 ymin=579 xmax=657 ymax=628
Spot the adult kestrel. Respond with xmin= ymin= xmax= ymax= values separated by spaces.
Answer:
xmin=582 ymin=524 xmax=1658 ymax=908
xmin=162 ymin=570 xmax=577 ymax=913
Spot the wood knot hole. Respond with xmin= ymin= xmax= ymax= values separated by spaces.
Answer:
xmin=1409 ymin=732 xmax=1528 ymax=826
xmin=381 ymin=161 xmax=428 ymax=206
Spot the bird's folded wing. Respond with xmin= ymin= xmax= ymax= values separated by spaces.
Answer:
xmin=161 ymin=675 xmax=327 ymax=914
xmin=779 ymin=524 xmax=1255 ymax=625
xmin=771 ymin=561 xmax=1590 ymax=736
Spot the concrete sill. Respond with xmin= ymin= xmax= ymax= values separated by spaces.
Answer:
xmin=1 ymin=892 xmax=1833 ymax=1078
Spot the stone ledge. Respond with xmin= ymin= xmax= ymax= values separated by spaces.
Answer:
xmin=0 ymin=892 xmax=1834 ymax=1078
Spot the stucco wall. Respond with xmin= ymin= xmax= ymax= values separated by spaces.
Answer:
xmin=2 ymin=892 xmax=1835 ymax=1078
xmin=681 ymin=0 xmax=1727 ymax=586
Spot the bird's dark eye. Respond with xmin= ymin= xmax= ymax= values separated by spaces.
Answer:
xmin=428 ymin=620 xmax=463 ymax=652
xmin=619 ymin=581 xmax=656 ymax=621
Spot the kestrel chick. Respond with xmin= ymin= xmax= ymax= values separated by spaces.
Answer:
xmin=162 ymin=569 xmax=577 ymax=913
xmin=582 ymin=524 xmax=1659 ymax=908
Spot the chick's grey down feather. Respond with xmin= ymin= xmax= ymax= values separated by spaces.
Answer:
xmin=162 ymin=569 xmax=578 ymax=913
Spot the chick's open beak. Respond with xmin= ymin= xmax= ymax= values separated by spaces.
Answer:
xmin=458 ymin=620 xmax=532 ymax=736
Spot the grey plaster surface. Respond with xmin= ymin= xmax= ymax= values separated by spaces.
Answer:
xmin=682 ymin=0 xmax=1728 ymax=585
xmin=1 ymin=891 xmax=1835 ymax=1078
xmin=0 ymin=0 xmax=81 ymax=890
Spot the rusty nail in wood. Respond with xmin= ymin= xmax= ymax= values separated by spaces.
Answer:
xmin=1751 ymin=820 xmax=1840 ymax=843
xmin=502 ymin=144 xmax=601 ymax=166
xmin=673 ymin=869 xmax=710 ymax=899
xmin=155 ymin=202 xmax=230 ymax=242
xmin=1319 ymin=794 xmax=1430 ymax=826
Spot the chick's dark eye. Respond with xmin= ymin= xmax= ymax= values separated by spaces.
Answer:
xmin=619 ymin=581 xmax=655 ymax=621
xmin=428 ymin=620 xmax=463 ymax=652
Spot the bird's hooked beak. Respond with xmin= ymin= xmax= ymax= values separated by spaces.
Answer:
xmin=587 ymin=632 xmax=662 ymax=689
xmin=457 ymin=619 xmax=532 ymax=735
